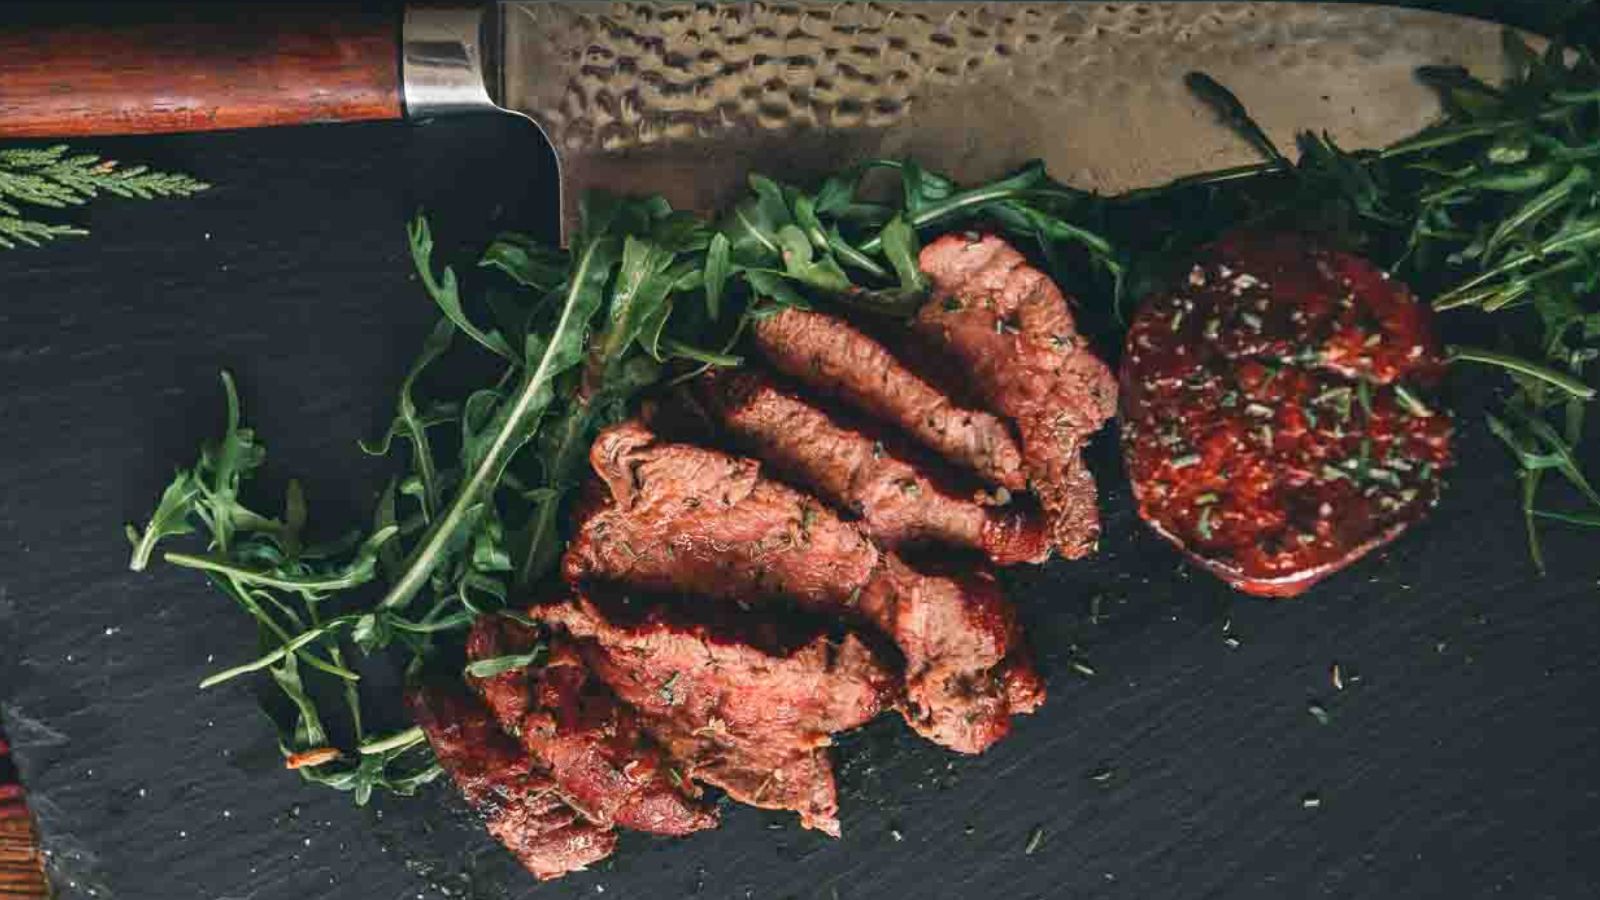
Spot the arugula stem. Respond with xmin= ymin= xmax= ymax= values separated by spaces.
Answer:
xmin=165 ymin=549 xmax=385 ymax=594
xmin=1532 ymin=508 xmax=1600 ymax=527
xmin=358 ymin=726 xmax=424 ymax=755
xmin=389 ymin=611 xmax=475 ymax=633
xmin=827 ymin=233 xmax=892 ymax=279
xmin=1117 ymin=161 xmax=1286 ymax=202
xmin=1443 ymin=223 xmax=1600 ymax=298
xmin=1448 ymin=346 xmax=1598 ymax=400
xmin=205 ymin=573 xmax=352 ymax=682
xmin=1522 ymin=469 xmax=1547 ymax=575
xmin=199 ymin=616 xmax=361 ymax=688
xmin=859 ymin=184 xmax=1071 ymax=254
xmin=662 ymin=338 xmax=742 ymax=366
xmin=512 ymin=406 xmax=589 ymax=589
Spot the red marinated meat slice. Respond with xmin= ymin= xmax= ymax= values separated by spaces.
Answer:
xmin=532 ymin=589 xmax=898 ymax=836
xmin=406 ymin=684 xmax=616 ymax=881
xmin=1120 ymin=231 xmax=1453 ymax=597
xmin=694 ymin=368 xmax=1049 ymax=564
xmin=565 ymin=420 xmax=1045 ymax=754
xmin=916 ymin=233 xmax=1118 ymax=559
xmin=752 ymin=307 xmax=1028 ymax=491
xmin=465 ymin=617 xmax=718 ymax=836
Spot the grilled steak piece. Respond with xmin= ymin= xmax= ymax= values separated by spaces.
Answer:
xmin=859 ymin=555 xmax=1046 ymax=752
xmin=752 ymin=307 xmax=1027 ymax=491
xmin=406 ymin=684 xmax=616 ymax=881
xmin=916 ymin=233 xmax=1119 ymax=559
xmin=694 ymin=368 xmax=1050 ymax=564
xmin=570 ymin=420 xmax=880 ymax=606
xmin=533 ymin=589 xmax=897 ymax=836
xmin=465 ymin=617 xmax=718 ymax=836
xmin=565 ymin=420 xmax=1045 ymax=753
xmin=1120 ymin=231 xmax=1453 ymax=597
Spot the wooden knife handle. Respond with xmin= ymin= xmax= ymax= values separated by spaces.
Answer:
xmin=0 ymin=735 xmax=48 ymax=899
xmin=0 ymin=4 xmax=402 ymax=139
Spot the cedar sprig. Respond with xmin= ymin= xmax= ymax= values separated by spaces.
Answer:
xmin=0 ymin=143 xmax=209 ymax=248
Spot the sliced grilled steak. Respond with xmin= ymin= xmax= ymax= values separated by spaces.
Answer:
xmin=565 ymin=420 xmax=1045 ymax=753
xmin=858 ymin=555 xmax=1046 ymax=751
xmin=465 ymin=617 xmax=718 ymax=836
xmin=916 ymin=233 xmax=1119 ymax=559
xmin=533 ymin=589 xmax=897 ymax=836
xmin=406 ymin=684 xmax=616 ymax=881
xmin=752 ymin=307 xmax=1027 ymax=490
xmin=1121 ymin=231 xmax=1453 ymax=597
xmin=570 ymin=419 xmax=880 ymax=606
xmin=694 ymin=368 xmax=1049 ymax=564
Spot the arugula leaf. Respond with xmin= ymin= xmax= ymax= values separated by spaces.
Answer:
xmin=722 ymin=174 xmax=790 ymax=263
xmin=704 ymin=232 xmax=732 ymax=319
xmin=478 ymin=231 xmax=568 ymax=292
xmin=376 ymin=210 xmax=622 ymax=614
xmin=464 ymin=645 xmax=547 ymax=679
xmin=1184 ymin=72 xmax=1290 ymax=168
xmin=408 ymin=214 xmax=519 ymax=364
xmin=193 ymin=371 xmax=267 ymax=554
xmin=126 ymin=469 xmax=199 ymax=571
xmin=607 ymin=233 xmax=684 ymax=358
xmin=361 ymin=318 xmax=456 ymax=521
xmin=165 ymin=525 xmax=397 ymax=601
xmin=878 ymin=215 xmax=926 ymax=292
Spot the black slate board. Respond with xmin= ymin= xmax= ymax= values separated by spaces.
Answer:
xmin=3 ymin=87 xmax=1600 ymax=900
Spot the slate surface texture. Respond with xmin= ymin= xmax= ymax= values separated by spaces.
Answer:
xmin=1 ymin=2 xmax=1598 ymax=899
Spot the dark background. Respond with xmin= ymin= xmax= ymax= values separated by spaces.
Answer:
xmin=2 ymin=2 xmax=1599 ymax=899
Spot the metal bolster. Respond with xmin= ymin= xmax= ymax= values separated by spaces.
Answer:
xmin=401 ymin=5 xmax=502 ymax=119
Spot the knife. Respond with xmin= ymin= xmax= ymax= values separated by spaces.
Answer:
xmin=0 ymin=2 xmax=1516 ymax=237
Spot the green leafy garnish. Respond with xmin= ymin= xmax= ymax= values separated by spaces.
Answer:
xmin=0 ymin=144 xmax=208 ymax=249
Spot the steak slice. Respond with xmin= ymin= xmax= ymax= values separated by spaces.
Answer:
xmin=916 ymin=233 xmax=1119 ymax=558
xmin=752 ymin=307 xmax=1027 ymax=490
xmin=570 ymin=419 xmax=880 ymax=607
xmin=532 ymin=589 xmax=898 ymax=836
xmin=565 ymin=420 xmax=1045 ymax=753
xmin=406 ymin=684 xmax=616 ymax=881
xmin=1120 ymin=231 xmax=1453 ymax=597
xmin=694 ymin=368 xmax=1049 ymax=564
xmin=858 ymin=556 xmax=1046 ymax=752
xmin=465 ymin=617 xmax=719 ymax=836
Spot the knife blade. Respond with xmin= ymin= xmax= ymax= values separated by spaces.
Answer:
xmin=0 ymin=2 xmax=1520 ymax=242
xmin=452 ymin=1 xmax=1514 ymax=237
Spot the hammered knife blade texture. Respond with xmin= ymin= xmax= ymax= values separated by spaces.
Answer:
xmin=492 ymin=1 xmax=1514 ymax=231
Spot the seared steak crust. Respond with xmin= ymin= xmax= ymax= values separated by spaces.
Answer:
xmin=532 ymin=590 xmax=897 ymax=836
xmin=1120 ymin=232 xmax=1452 ymax=596
xmin=916 ymin=233 xmax=1119 ymax=558
xmin=752 ymin=307 xmax=1028 ymax=490
xmin=406 ymin=685 xmax=617 ymax=881
xmin=565 ymin=420 xmax=1045 ymax=753
xmin=695 ymin=368 xmax=1049 ymax=564
xmin=465 ymin=617 xmax=719 ymax=836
